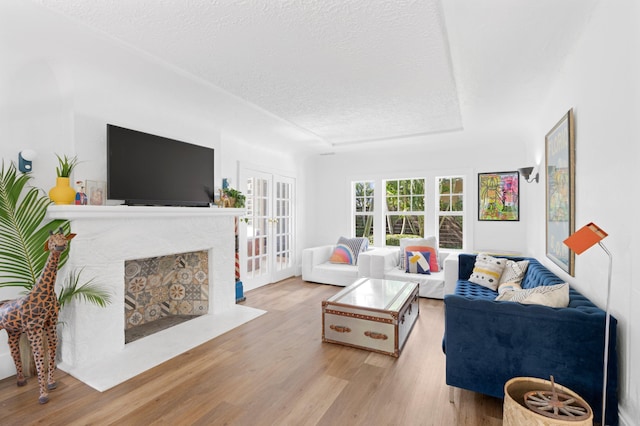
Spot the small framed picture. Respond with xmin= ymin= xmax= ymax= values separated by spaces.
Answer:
xmin=86 ymin=180 xmax=107 ymax=205
xmin=478 ymin=171 xmax=520 ymax=221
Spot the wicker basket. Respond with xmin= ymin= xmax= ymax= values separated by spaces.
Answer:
xmin=503 ymin=377 xmax=593 ymax=426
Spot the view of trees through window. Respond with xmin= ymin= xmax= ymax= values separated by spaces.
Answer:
xmin=353 ymin=176 xmax=464 ymax=249
xmin=354 ymin=181 xmax=374 ymax=245
xmin=385 ymin=178 xmax=425 ymax=246
xmin=438 ymin=177 xmax=464 ymax=249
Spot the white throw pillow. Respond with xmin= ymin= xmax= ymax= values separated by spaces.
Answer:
xmin=499 ymin=260 xmax=529 ymax=285
xmin=398 ymin=236 xmax=438 ymax=270
xmin=468 ymin=253 xmax=507 ymax=291
xmin=498 ymin=282 xmax=522 ymax=295
xmin=495 ymin=283 xmax=570 ymax=308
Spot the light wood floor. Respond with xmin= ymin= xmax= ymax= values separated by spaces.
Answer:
xmin=0 ymin=277 xmax=503 ymax=425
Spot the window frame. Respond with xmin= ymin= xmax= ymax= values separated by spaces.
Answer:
xmin=436 ymin=176 xmax=465 ymax=250
xmin=349 ymin=170 xmax=470 ymax=250
xmin=383 ymin=177 xmax=426 ymax=246
xmin=352 ymin=181 xmax=375 ymax=244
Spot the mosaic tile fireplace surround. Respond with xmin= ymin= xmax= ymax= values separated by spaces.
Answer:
xmin=125 ymin=250 xmax=209 ymax=342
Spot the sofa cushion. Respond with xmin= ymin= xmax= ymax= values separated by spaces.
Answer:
xmin=498 ymin=282 xmax=522 ymax=294
xmin=329 ymin=243 xmax=356 ymax=265
xmin=499 ymin=259 xmax=529 ymax=285
xmin=336 ymin=236 xmax=369 ymax=264
xmin=405 ymin=245 xmax=438 ymax=272
xmin=385 ymin=268 xmax=445 ymax=299
xmin=495 ymin=282 xmax=570 ymax=307
xmin=405 ymin=250 xmax=431 ymax=274
xmin=468 ymin=253 xmax=506 ymax=290
xmin=399 ymin=237 xmax=439 ymax=272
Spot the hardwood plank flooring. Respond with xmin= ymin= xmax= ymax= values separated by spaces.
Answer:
xmin=0 ymin=277 xmax=503 ymax=425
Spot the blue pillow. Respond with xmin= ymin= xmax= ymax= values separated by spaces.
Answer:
xmin=405 ymin=250 xmax=431 ymax=274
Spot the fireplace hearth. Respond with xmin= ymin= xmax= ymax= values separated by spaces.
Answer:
xmin=46 ymin=205 xmax=266 ymax=391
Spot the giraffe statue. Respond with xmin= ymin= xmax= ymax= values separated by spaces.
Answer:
xmin=0 ymin=228 xmax=75 ymax=404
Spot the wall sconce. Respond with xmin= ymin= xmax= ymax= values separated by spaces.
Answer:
xmin=18 ymin=149 xmax=37 ymax=173
xmin=518 ymin=166 xmax=539 ymax=183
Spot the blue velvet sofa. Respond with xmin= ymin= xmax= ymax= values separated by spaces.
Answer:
xmin=443 ymin=254 xmax=618 ymax=425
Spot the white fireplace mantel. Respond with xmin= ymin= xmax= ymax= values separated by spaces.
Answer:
xmin=47 ymin=204 xmax=246 ymax=220
xmin=47 ymin=205 xmax=264 ymax=391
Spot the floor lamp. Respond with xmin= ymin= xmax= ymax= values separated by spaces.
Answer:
xmin=564 ymin=222 xmax=611 ymax=426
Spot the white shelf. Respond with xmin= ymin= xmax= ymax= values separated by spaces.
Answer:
xmin=47 ymin=204 xmax=245 ymax=220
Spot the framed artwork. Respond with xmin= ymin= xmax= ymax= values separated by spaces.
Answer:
xmin=545 ymin=109 xmax=575 ymax=276
xmin=478 ymin=171 xmax=519 ymax=221
xmin=86 ymin=180 xmax=107 ymax=206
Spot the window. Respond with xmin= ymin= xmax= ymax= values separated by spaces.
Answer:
xmin=353 ymin=181 xmax=374 ymax=244
xmin=438 ymin=177 xmax=464 ymax=249
xmin=384 ymin=178 xmax=425 ymax=246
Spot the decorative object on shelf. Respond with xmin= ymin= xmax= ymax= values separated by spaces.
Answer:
xmin=49 ymin=154 xmax=79 ymax=205
xmin=478 ymin=171 xmax=519 ymax=221
xmin=564 ymin=222 xmax=612 ymax=426
xmin=18 ymin=149 xmax=37 ymax=173
xmin=504 ymin=376 xmax=592 ymax=426
xmin=74 ymin=181 xmax=87 ymax=205
xmin=234 ymin=217 xmax=245 ymax=303
xmin=0 ymin=228 xmax=75 ymax=404
xmin=518 ymin=166 xmax=539 ymax=183
xmin=86 ymin=180 xmax=106 ymax=205
xmin=217 ymin=187 xmax=245 ymax=208
xmin=546 ymin=108 xmax=576 ymax=275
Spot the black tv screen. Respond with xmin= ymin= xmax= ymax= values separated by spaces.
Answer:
xmin=107 ymin=124 xmax=214 ymax=207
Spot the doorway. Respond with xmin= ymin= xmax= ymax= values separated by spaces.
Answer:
xmin=241 ymin=169 xmax=295 ymax=290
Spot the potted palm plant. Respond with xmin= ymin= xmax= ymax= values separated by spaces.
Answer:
xmin=1 ymin=161 xmax=110 ymax=375
xmin=49 ymin=154 xmax=79 ymax=205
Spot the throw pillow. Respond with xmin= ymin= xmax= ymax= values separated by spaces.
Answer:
xmin=468 ymin=253 xmax=507 ymax=291
xmin=399 ymin=237 xmax=439 ymax=272
xmin=498 ymin=282 xmax=522 ymax=295
xmin=405 ymin=250 xmax=431 ymax=275
xmin=499 ymin=260 xmax=530 ymax=285
xmin=329 ymin=244 xmax=355 ymax=265
xmin=495 ymin=283 xmax=570 ymax=308
xmin=405 ymin=245 xmax=439 ymax=273
xmin=336 ymin=236 xmax=369 ymax=264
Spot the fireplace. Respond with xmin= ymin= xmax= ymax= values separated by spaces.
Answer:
xmin=124 ymin=250 xmax=210 ymax=343
xmin=47 ymin=205 xmax=265 ymax=391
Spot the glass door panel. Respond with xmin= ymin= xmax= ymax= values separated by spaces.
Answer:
xmin=242 ymin=170 xmax=295 ymax=289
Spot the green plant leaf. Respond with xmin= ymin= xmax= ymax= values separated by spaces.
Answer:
xmin=58 ymin=268 xmax=112 ymax=308
xmin=55 ymin=154 xmax=79 ymax=178
xmin=0 ymin=161 xmax=70 ymax=289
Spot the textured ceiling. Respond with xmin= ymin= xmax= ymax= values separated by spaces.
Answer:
xmin=35 ymin=0 xmax=598 ymax=151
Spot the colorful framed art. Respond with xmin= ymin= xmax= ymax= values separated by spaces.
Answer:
xmin=478 ymin=171 xmax=519 ymax=221
xmin=545 ymin=109 xmax=576 ymax=276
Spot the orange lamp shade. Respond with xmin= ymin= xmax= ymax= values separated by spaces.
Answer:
xmin=564 ymin=222 xmax=608 ymax=255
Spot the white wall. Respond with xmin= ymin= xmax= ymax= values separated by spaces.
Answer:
xmin=304 ymin=127 xmax=535 ymax=255
xmin=0 ymin=1 xmax=300 ymax=380
xmin=527 ymin=1 xmax=639 ymax=424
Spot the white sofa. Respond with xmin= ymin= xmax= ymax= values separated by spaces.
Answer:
xmin=301 ymin=244 xmax=459 ymax=299
xmin=302 ymin=245 xmax=381 ymax=286
xmin=366 ymin=248 xmax=460 ymax=299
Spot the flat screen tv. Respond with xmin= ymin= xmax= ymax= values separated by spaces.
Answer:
xmin=107 ymin=124 xmax=215 ymax=207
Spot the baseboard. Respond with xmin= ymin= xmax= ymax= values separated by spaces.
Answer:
xmin=0 ymin=352 xmax=16 ymax=381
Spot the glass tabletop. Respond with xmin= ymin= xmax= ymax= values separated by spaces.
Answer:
xmin=327 ymin=278 xmax=416 ymax=312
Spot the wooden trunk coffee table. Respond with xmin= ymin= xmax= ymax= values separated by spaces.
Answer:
xmin=322 ymin=278 xmax=419 ymax=357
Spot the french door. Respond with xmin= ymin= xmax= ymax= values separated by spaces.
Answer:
xmin=242 ymin=169 xmax=295 ymax=290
